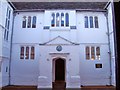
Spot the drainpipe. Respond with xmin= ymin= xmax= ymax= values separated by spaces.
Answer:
xmin=8 ymin=11 xmax=16 ymax=85
xmin=105 ymin=7 xmax=112 ymax=85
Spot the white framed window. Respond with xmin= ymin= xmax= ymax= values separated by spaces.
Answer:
xmin=85 ymin=46 xmax=100 ymax=60
xmin=51 ymin=12 xmax=69 ymax=27
xmin=84 ymin=16 xmax=99 ymax=28
xmin=4 ymin=7 xmax=11 ymax=41
xmin=22 ymin=16 xmax=37 ymax=28
xmin=30 ymin=46 xmax=35 ymax=59
xmin=20 ymin=46 xmax=35 ymax=60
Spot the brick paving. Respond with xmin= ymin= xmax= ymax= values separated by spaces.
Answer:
xmin=1 ymin=85 xmax=116 ymax=90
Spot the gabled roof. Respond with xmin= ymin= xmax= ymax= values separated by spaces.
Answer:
xmin=11 ymin=2 xmax=107 ymax=10
xmin=39 ymin=36 xmax=79 ymax=45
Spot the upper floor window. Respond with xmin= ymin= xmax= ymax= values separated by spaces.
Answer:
xmin=84 ymin=16 xmax=99 ymax=28
xmin=90 ymin=16 xmax=93 ymax=28
xmin=27 ymin=16 xmax=31 ymax=28
xmin=94 ymin=16 xmax=99 ymax=28
xmin=56 ymin=13 xmax=60 ymax=27
xmin=22 ymin=16 xmax=37 ymax=28
xmin=65 ymin=13 xmax=69 ymax=27
xmin=61 ymin=13 xmax=64 ymax=27
xmin=84 ymin=16 xmax=88 ymax=28
xmin=32 ymin=16 xmax=36 ymax=28
xmin=51 ymin=12 xmax=69 ymax=27
xmin=4 ymin=7 xmax=11 ymax=41
xmin=51 ymin=13 xmax=55 ymax=27
xmin=85 ymin=46 xmax=100 ymax=60
xmin=20 ymin=46 xmax=35 ymax=60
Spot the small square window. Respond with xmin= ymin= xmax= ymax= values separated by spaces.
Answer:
xmin=95 ymin=64 xmax=102 ymax=68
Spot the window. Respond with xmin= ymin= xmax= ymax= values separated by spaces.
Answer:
xmin=96 ymin=47 xmax=100 ymax=60
xmin=94 ymin=16 xmax=99 ymax=28
xmin=27 ymin=16 xmax=31 ymax=28
xmin=56 ymin=13 xmax=60 ymax=27
xmin=84 ymin=16 xmax=99 ymax=28
xmin=86 ymin=46 xmax=90 ymax=60
xmin=22 ymin=16 xmax=27 ymax=28
xmin=51 ymin=13 xmax=55 ymax=27
xmin=51 ymin=12 xmax=69 ymax=27
xmin=65 ymin=13 xmax=69 ymax=27
xmin=31 ymin=46 xmax=35 ymax=59
xmin=32 ymin=16 xmax=36 ymax=28
xmin=85 ymin=16 xmax=88 ymax=28
xmin=85 ymin=46 xmax=100 ymax=60
xmin=4 ymin=7 xmax=11 ymax=41
xmin=20 ymin=46 xmax=35 ymax=60
xmin=25 ymin=47 xmax=29 ymax=59
xmin=20 ymin=47 xmax=24 ymax=59
xmin=90 ymin=16 xmax=93 ymax=28
xmin=22 ymin=16 xmax=36 ymax=28
xmin=91 ymin=47 xmax=95 ymax=60
xmin=61 ymin=13 xmax=64 ymax=27
xmin=6 ymin=67 xmax=8 ymax=72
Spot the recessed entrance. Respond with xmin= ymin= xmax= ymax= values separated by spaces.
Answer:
xmin=55 ymin=58 xmax=65 ymax=81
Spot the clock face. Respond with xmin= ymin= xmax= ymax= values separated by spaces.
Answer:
xmin=56 ymin=45 xmax=62 ymax=51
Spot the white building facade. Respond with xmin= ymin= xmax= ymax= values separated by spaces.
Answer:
xmin=0 ymin=1 xmax=116 ymax=89
xmin=0 ymin=0 xmax=13 ymax=88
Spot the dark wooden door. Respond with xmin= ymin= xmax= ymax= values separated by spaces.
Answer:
xmin=55 ymin=58 xmax=65 ymax=81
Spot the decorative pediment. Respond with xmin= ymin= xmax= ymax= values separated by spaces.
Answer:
xmin=39 ymin=36 xmax=79 ymax=45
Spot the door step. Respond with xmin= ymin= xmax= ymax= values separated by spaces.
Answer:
xmin=52 ymin=81 xmax=66 ymax=90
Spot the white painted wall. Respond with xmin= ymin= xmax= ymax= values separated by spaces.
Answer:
xmin=80 ymin=44 xmax=111 ymax=86
xmin=11 ymin=44 xmax=39 ymax=85
xmin=11 ymin=9 xmax=115 ymax=88
xmin=0 ymin=0 xmax=13 ymax=87
xmin=38 ymin=44 xmax=80 ymax=88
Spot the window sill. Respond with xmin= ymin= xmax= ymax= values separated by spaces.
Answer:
xmin=49 ymin=27 xmax=70 ymax=31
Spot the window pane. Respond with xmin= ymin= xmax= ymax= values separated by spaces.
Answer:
xmin=95 ymin=16 xmax=99 ymax=28
xmin=85 ymin=16 xmax=88 ymax=28
xmin=22 ymin=16 xmax=26 ymax=28
xmin=91 ymin=47 xmax=95 ymax=60
xmin=25 ymin=47 xmax=29 ymax=59
xmin=6 ymin=7 xmax=9 ymax=17
xmin=65 ymin=13 xmax=69 ymax=27
xmin=20 ymin=47 xmax=24 ymax=59
xmin=32 ymin=16 xmax=36 ymax=28
xmin=96 ymin=47 xmax=100 ymax=60
xmin=61 ymin=13 xmax=64 ymax=27
xmin=4 ymin=29 xmax=7 ymax=40
xmin=56 ymin=13 xmax=60 ymax=27
xmin=90 ymin=16 xmax=93 ymax=28
xmin=6 ymin=31 xmax=9 ymax=40
xmin=8 ymin=10 xmax=11 ymax=19
xmin=7 ymin=20 xmax=10 ymax=29
xmin=86 ymin=47 xmax=90 ymax=60
xmin=27 ymin=16 xmax=31 ymax=28
xmin=5 ymin=18 xmax=8 ymax=28
xmin=51 ymin=13 xmax=55 ymax=27
xmin=31 ymin=46 xmax=35 ymax=59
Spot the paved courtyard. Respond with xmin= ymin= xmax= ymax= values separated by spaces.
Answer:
xmin=1 ymin=85 xmax=115 ymax=90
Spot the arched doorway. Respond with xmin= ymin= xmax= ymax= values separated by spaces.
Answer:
xmin=55 ymin=58 xmax=65 ymax=81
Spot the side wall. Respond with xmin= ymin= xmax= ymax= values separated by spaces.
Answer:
xmin=0 ymin=0 xmax=13 ymax=87
xmin=107 ymin=2 xmax=116 ymax=86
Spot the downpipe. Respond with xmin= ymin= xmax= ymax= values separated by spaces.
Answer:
xmin=8 ymin=12 xmax=16 ymax=85
xmin=105 ymin=11 xmax=112 ymax=86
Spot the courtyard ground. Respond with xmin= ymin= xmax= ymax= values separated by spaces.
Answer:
xmin=1 ymin=85 xmax=115 ymax=90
